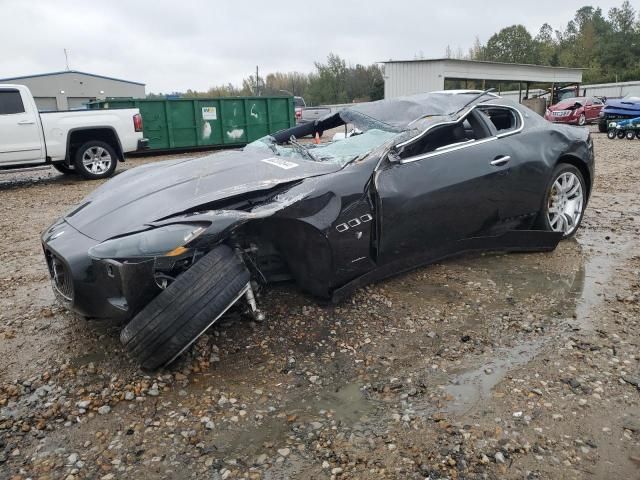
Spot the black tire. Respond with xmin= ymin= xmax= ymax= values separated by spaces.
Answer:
xmin=73 ymin=141 xmax=118 ymax=180
xmin=120 ymin=245 xmax=250 ymax=370
xmin=636 ymin=131 xmax=640 ymax=140
xmin=598 ymin=120 xmax=607 ymax=133
xmin=52 ymin=163 xmax=76 ymax=175
xmin=626 ymin=130 xmax=635 ymax=140
xmin=617 ymin=130 xmax=626 ymax=139
xmin=536 ymin=163 xmax=586 ymax=239
xmin=607 ymin=129 xmax=617 ymax=140
xmin=578 ymin=114 xmax=586 ymax=126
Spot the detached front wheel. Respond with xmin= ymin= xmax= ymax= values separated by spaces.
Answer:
xmin=74 ymin=141 xmax=118 ymax=180
xmin=120 ymin=245 xmax=250 ymax=370
xmin=538 ymin=164 xmax=586 ymax=239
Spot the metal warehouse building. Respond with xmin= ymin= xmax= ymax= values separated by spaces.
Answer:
xmin=382 ymin=58 xmax=583 ymax=99
xmin=0 ymin=70 xmax=145 ymax=111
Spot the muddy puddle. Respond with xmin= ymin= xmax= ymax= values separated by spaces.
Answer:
xmin=443 ymin=340 xmax=545 ymax=415
xmin=377 ymin=228 xmax=636 ymax=419
xmin=204 ymin=382 xmax=375 ymax=457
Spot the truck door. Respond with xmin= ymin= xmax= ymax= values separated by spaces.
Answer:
xmin=0 ymin=87 xmax=45 ymax=165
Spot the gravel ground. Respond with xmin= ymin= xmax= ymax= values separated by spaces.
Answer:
xmin=0 ymin=128 xmax=639 ymax=480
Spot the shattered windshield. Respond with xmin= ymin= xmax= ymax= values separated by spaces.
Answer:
xmin=246 ymin=129 xmax=398 ymax=167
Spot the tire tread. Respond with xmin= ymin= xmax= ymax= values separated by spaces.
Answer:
xmin=120 ymin=245 xmax=249 ymax=370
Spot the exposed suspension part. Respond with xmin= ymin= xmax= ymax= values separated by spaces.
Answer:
xmin=244 ymin=281 xmax=265 ymax=322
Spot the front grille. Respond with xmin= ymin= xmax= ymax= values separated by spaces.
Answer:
xmin=45 ymin=250 xmax=74 ymax=301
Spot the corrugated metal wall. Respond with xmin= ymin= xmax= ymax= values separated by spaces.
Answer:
xmin=384 ymin=62 xmax=445 ymax=98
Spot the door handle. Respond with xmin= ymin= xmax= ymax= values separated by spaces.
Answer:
xmin=17 ymin=120 xmax=35 ymax=125
xmin=490 ymin=155 xmax=511 ymax=167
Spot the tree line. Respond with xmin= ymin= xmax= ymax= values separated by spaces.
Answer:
xmin=449 ymin=1 xmax=640 ymax=84
xmin=150 ymin=54 xmax=384 ymax=106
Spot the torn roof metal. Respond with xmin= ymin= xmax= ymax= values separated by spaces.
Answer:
xmin=273 ymin=91 xmax=501 ymax=143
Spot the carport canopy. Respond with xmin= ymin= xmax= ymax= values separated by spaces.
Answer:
xmin=382 ymin=58 xmax=584 ymax=99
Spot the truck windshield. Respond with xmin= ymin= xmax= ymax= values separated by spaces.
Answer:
xmin=246 ymin=129 xmax=398 ymax=167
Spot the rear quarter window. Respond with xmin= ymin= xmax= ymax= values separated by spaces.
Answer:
xmin=479 ymin=106 xmax=521 ymax=134
xmin=0 ymin=89 xmax=25 ymax=115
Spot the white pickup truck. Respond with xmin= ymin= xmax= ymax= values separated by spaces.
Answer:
xmin=0 ymin=84 xmax=148 ymax=179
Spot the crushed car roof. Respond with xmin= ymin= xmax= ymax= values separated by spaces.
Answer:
xmin=273 ymin=91 xmax=507 ymax=142
xmin=339 ymin=91 xmax=499 ymax=130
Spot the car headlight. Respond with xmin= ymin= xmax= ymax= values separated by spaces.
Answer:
xmin=88 ymin=223 xmax=207 ymax=259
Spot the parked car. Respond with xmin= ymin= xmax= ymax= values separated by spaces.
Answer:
xmin=42 ymin=90 xmax=594 ymax=369
xmin=298 ymin=105 xmax=332 ymax=132
xmin=544 ymin=96 xmax=604 ymax=126
xmin=598 ymin=94 xmax=640 ymax=133
xmin=294 ymin=96 xmax=306 ymax=122
xmin=0 ymin=84 xmax=148 ymax=179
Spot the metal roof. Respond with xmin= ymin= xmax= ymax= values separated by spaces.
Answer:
xmin=0 ymin=70 xmax=145 ymax=86
xmin=381 ymin=58 xmax=585 ymax=71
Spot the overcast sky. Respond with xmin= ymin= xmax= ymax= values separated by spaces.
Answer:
xmin=0 ymin=0 xmax=628 ymax=93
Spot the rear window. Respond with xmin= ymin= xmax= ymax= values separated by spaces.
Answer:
xmin=0 ymin=89 xmax=25 ymax=115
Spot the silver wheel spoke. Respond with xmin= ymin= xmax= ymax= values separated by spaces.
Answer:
xmin=566 ymin=183 xmax=580 ymax=198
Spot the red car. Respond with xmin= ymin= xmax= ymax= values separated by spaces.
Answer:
xmin=544 ymin=97 xmax=604 ymax=126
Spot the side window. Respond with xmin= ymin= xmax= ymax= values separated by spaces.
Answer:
xmin=400 ymin=111 xmax=492 ymax=158
xmin=0 ymin=89 xmax=25 ymax=115
xmin=477 ymin=107 xmax=520 ymax=135
xmin=593 ymin=98 xmax=603 ymax=105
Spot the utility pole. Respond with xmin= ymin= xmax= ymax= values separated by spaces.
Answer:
xmin=256 ymin=65 xmax=260 ymax=96
xmin=64 ymin=49 xmax=70 ymax=70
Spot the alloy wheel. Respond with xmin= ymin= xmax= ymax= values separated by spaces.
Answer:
xmin=547 ymin=171 xmax=584 ymax=236
xmin=82 ymin=146 xmax=112 ymax=175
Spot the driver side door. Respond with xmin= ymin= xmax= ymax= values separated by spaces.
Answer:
xmin=374 ymin=110 xmax=514 ymax=264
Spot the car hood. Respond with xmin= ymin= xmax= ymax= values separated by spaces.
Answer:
xmin=64 ymin=149 xmax=342 ymax=241
xmin=549 ymin=102 xmax=583 ymax=111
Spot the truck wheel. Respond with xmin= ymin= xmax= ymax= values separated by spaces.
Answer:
xmin=74 ymin=141 xmax=118 ymax=180
xmin=52 ymin=163 xmax=76 ymax=175
xmin=120 ymin=245 xmax=250 ymax=370
xmin=617 ymin=130 xmax=626 ymax=139
xmin=626 ymin=130 xmax=635 ymax=140
xmin=607 ymin=129 xmax=617 ymax=140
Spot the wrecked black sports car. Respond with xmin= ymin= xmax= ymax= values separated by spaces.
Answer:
xmin=42 ymin=90 xmax=594 ymax=369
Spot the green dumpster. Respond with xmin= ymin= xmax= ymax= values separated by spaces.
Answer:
xmin=88 ymin=96 xmax=295 ymax=151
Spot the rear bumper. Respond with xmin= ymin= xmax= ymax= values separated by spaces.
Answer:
xmin=41 ymin=220 xmax=159 ymax=321
xmin=137 ymin=138 xmax=150 ymax=151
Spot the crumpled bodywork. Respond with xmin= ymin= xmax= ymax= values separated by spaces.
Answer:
xmin=66 ymin=149 xmax=343 ymax=241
